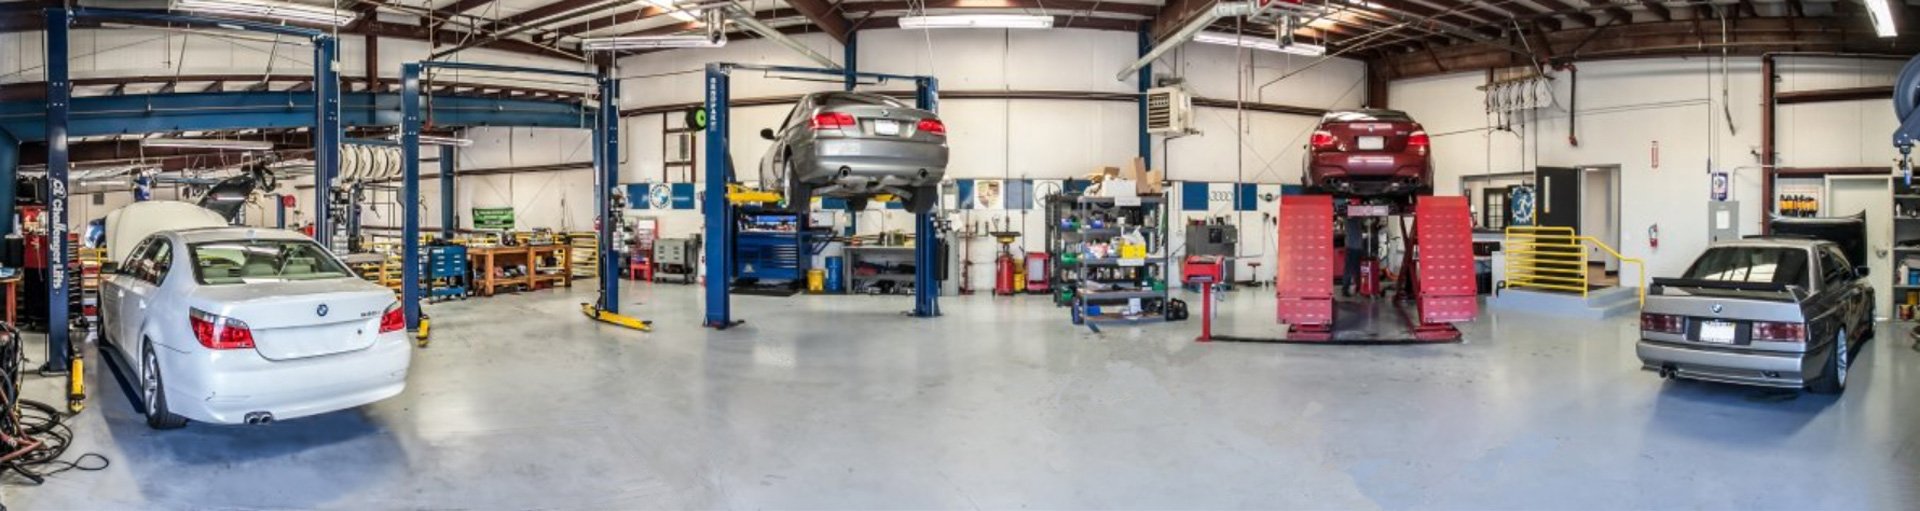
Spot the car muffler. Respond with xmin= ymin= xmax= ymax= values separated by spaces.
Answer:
xmin=244 ymin=412 xmax=275 ymax=425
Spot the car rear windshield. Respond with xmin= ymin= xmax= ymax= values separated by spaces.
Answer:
xmin=823 ymin=93 xmax=908 ymax=108
xmin=1682 ymin=246 xmax=1809 ymax=287
xmin=190 ymin=239 xmax=351 ymax=285
xmin=1324 ymin=110 xmax=1411 ymax=123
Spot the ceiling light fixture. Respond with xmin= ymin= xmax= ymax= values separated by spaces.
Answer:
xmin=141 ymin=138 xmax=275 ymax=151
xmin=581 ymin=34 xmax=725 ymax=50
xmin=388 ymin=134 xmax=476 ymax=147
xmin=1192 ymin=31 xmax=1325 ymax=56
xmin=898 ymin=14 xmax=1054 ymax=29
xmin=1865 ymin=0 xmax=1898 ymax=37
xmin=641 ymin=0 xmax=701 ymax=24
xmin=173 ymin=0 xmax=358 ymax=26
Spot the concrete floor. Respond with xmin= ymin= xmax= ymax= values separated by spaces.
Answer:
xmin=6 ymin=282 xmax=1920 ymax=509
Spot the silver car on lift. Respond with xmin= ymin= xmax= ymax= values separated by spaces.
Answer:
xmin=1638 ymin=216 xmax=1875 ymax=394
xmin=757 ymin=91 xmax=948 ymax=213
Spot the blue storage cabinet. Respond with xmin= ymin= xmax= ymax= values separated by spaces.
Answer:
xmin=426 ymin=244 xmax=470 ymax=300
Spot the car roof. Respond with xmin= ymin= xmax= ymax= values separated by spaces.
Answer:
xmin=167 ymin=227 xmax=316 ymax=244
xmin=1711 ymin=237 xmax=1830 ymax=249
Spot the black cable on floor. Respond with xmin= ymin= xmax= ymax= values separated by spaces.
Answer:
xmin=0 ymin=322 xmax=109 ymax=485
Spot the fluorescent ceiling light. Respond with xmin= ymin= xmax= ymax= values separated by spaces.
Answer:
xmin=1865 ymin=0 xmax=1897 ymax=37
xmin=1192 ymin=31 xmax=1325 ymax=56
xmin=387 ymin=134 xmax=475 ymax=147
xmin=173 ymin=0 xmax=358 ymax=26
xmin=582 ymin=34 xmax=725 ymax=50
xmin=641 ymin=0 xmax=701 ymax=24
xmin=898 ymin=14 xmax=1054 ymax=29
xmin=141 ymin=138 xmax=275 ymax=151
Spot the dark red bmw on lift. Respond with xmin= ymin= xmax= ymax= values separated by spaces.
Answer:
xmin=1302 ymin=109 xmax=1432 ymax=202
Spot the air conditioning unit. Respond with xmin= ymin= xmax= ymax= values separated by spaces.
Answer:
xmin=1146 ymin=86 xmax=1195 ymax=136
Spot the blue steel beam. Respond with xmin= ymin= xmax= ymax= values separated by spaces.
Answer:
xmin=0 ymin=129 xmax=17 ymax=238
xmin=43 ymin=8 xmax=72 ymax=373
xmin=314 ymin=34 xmax=339 ymax=249
xmin=0 ymin=92 xmax=592 ymax=141
xmin=702 ymin=63 xmax=734 ymax=329
xmin=1137 ymin=27 xmax=1152 ymax=164
xmin=598 ymin=76 xmax=620 ymax=313
xmin=912 ymin=76 xmax=939 ymax=318
xmin=400 ymin=63 xmax=424 ymax=329
xmin=440 ymin=145 xmax=456 ymax=238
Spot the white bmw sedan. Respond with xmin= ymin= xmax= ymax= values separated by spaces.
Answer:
xmin=101 ymin=227 xmax=411 ymax=429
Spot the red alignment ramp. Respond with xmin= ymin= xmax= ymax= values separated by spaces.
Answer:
xmin=1275 ymin=195 xmax=1335 ymax=328
xmin=1413 ymin=196 xmax=1477 ymax=324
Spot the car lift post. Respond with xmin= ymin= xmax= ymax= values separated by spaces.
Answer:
xmin=440 ymin=145 xmax=456 ymax=239
xmin=402 ymin=62 xmax=631 ymax=330
xmin=40 ymin=8 xmax=339 ymax=372
xmin=702 ymin=63 xmax=941 ymax=329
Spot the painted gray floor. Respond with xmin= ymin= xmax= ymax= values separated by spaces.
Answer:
xmin=6 ymin=282 xmax=1920 ymax=509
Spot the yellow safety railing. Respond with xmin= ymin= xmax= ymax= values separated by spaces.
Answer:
xmin=1576 ymin=235 xmax=1647 ymax=309
xmin=1504 ymin=226 xmax=1647 ymax=309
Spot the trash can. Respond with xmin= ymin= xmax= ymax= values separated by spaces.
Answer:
xmin=825 ymin=256 xmax=845 ymax=293
xmin=807 ymin=269 xmax=826 ymax=293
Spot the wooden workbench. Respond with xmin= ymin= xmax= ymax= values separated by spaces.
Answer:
xmin=468 ymin=244 xmax=572 ymax=297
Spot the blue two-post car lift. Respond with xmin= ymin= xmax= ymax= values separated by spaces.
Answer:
xmin=396 ymin=61 xmax=638 ymax=331
xmin=701 ymin=62 xmax=942 ymax=329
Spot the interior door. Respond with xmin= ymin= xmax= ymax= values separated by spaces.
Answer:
xmin=1534 ymin=167 xmax=1583 ymax=232
xmin=1828 ymin=175 xmax=1892 ymax=318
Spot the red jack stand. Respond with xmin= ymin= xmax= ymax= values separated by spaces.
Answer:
xmin=1184 ymin=256 xmax=1225 ymax=342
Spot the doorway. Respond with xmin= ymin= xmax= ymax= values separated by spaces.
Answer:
xmin=1827 ymin=175 xmax=1891 ymax=318
xmin=1582 ymin=166 xmax=1622 ymax=286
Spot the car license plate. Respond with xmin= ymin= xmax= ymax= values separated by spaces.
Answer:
xmin=874 ymin=120 xmax=901 ymax=136
xmin=1699 ymin=320 xmax=1737 ymax=344
xmin=1357 ymin=136 xmax=1385 ymax=150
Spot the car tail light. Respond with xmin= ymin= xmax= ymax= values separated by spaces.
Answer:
xmin=916 ymin=118 xmax=946 ymax=136
xmin=809 ymin=112 xmax=856 ymax=130
xmin=379 ymin=303 xmax=404 ymax=334
xmin=189 ymin=308 xmax=255 ymax=350
xmin=1309 ymin=130 xmax=1337 ymax=150
xmin=1408 ymin=130 xmax=1430 ymax=155
xmin=1640 ymin=313 xmax=1684 ymax=334
xmin=1751 ymin=321 xmax=1807 ymax=343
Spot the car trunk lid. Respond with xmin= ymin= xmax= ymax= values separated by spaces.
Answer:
xmin=192 ymin=279 xmax=394 ymax=361
xmin=1647 ymin=279 xmax=1809 ymax=351
xmin=829 ymin=104 xmax=939 ymax=142
xmin=1325 ymin=120 xmax=1418 ymax=153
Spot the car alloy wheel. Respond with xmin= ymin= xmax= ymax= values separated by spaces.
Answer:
xmin=142 ymin=348 xmax=160 ymax=415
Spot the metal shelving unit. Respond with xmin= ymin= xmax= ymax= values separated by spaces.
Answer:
xmin=846 ymin=246 xmax=918 ymax=295
xmin=1895 ymin=180 xmax=1920 ymax=319
xmin=1062 ymin=195 xmax=1170 ymax=327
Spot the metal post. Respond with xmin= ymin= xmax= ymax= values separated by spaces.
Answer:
xmin=276 ymin=196 xmax=286 ymax=228
xmin=314 ymin=35 xmax=339 ymax=248
xmin=911 ymin=76 xmax=940 ymax=318
xmin=440 ymin=145 xmax=455 ymax=238
xmin=1137 ymin=27 xmax=1153 ymax=164
xmin=400 ymin=63 xmax=424 ymax=329
xmin=843 ymin=31 xmax=858 ymax=92
xmin=42 ymin=8 xmax=72 ymax=372
xmin=599 ymin=76 xmax=621 ymax=313
xmin=703 ymin=64 xmax=735 ymax=328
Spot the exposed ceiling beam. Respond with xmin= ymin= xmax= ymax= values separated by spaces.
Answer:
xmin=841 ymin=0 xmax=1160 ymax=18
xmin=481 ymin=0 xmax=608 ymax=32
xmin=548 ymin=6 xmax=665 ymax=36
xmin=1378 ymin=17 xmax=1920 ymax=79
xmin=437 ymin=0 xmax=500 ymax=18
xmin=785 ymin=0 xmax=854 ymax=42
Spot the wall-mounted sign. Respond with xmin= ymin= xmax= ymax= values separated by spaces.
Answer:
xmin=472 ymin=207 xmax=515 ymax=230
xmin=1710 ymin=171 xmax=1729 ymax=201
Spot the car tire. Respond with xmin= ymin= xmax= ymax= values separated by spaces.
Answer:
xmin=905 ymin=185 xmax=938 ymax=214
xmin=784 ymin=159 xmax=812 ymax=214
xmin=141 ymin=341 xmax=188 ymax=430
xmin=1808 ymin=328 xmax=1849 ymax=395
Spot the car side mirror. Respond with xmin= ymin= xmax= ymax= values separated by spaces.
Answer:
xmin=759 ymin=128 xmax=776 ymax=141
xmin=1856 ymin=266 xmax=1871 ymax=278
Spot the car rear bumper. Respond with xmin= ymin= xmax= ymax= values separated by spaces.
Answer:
xmin=162 ymin=333 xmax=412 ymax=424
xmin=1636 ymin=339 xmax=1808 ymax=388
xmin=797 ymin=138 xmax=947 ymax=193
xmin=1306 ymin=154 xmax=1428 ymax=196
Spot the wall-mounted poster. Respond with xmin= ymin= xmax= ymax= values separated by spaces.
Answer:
xmin=974 ymin=179 xmax=1004 ymax=209
xmin=472 ymin=207 xmax=515 ymax=230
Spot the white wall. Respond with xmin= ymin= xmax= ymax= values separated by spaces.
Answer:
xmin=1390 ymin=55 xmax=1903 ymax=279
xmin=614 ymin=28 xmax=1366 ymax=288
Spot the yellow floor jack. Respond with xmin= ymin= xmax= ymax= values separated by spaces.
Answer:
xmin=582 ymin=296 xmax=651 ymax=331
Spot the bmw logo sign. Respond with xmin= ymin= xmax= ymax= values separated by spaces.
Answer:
xmin=317 ymin=304 xmax=330 ymax=317
xmin=1711 ymin=304 xmax=1723 ymax=314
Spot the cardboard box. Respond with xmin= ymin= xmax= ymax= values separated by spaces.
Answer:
xmin=1126 ymin=157 xmax=1164 ymax=194
xmin=1102 ymin=179 xmax=1138 ymax=198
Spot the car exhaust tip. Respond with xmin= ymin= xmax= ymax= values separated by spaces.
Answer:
xmin=244 ymin=412 xmax=275 ymax=425
xmin=838 ymin=167 xmax=852 ymax=177
xmin=917 ymin=169 xmax=929 ymax=178
xmin=1658 ymin=365 xmax=1677 ymax=379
